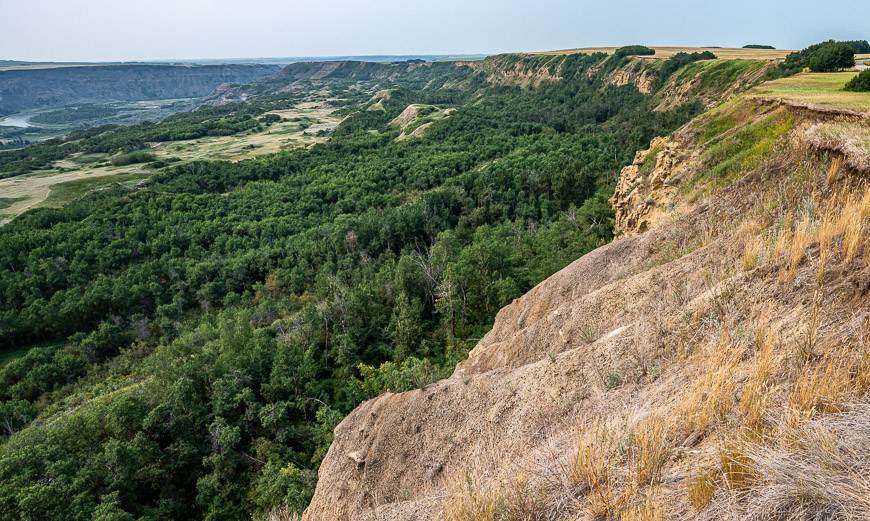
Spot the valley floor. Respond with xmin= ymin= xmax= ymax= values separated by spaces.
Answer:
xmin=0 ymin=98 xmax=341 ymax=225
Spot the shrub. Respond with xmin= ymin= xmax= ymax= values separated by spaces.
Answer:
xmin=110 ymin=150 xmax=155 ymax=166
xmin=845 ymin=69 xmax=870 ymax=92
xmin=615 ymin=45 xmax=656 ymax=58
xmin=259 ymin=113 xmax=282 ymax=124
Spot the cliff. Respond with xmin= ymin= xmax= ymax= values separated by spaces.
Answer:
xmin=302 ymin=89 xmax=870 ymax=520
xmin=0 ymin=64 xmax=280 ymax=115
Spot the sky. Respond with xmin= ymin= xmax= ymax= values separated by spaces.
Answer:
xmin=1 ymin=0 xmax=868 ymax=62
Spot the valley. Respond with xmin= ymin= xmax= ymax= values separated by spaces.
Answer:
xmin=0 ymin=97 xmax=342 ymax=224
xmin=0 ymin=37 xmax=869 ymax=521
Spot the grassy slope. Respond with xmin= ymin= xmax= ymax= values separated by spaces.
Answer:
xmin=750 ymin=71 xmax=870 ymax=112
xmin=396 ymin=82 xmax=870 ymax=521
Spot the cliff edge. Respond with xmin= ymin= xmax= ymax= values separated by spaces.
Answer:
xmin=303 ymin=81 xmax=870 ymax=521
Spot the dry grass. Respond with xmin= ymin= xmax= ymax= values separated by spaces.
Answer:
xmin=750 ymin=72 xmax=870 ymax=113
xmin=720 ymin=442 xmax=757 ymax=490
xmin=620 ymin=491 xmax=664 ymax=521
xmin=806 ymin=122 xmax=870 ymax=173
xmin=442 ymin=470 xmax=556 ymax=521
xmin=738 ymin=220 xmax=765 ymax=271
xmin=676 ymin=335 xmax=742 ymax=437
xmin=726 ymin=405 xmax=870 ymax=521
xmin=570 ymin=420 xmax=618 ymax=491
xmin=629 ymin=416 xmax=671 ymax=486
xmin=687 ymin=470 xmax=716 ymax=512
xmin=739 ymin=326 xmax=777 ymax=433
xmin=770 ymin=184 xmax=870 ymax=283
xmin=443 ymin=471 xmax=502 ymax=521
xmin=789 ymin=343 xmax=870 ymax=423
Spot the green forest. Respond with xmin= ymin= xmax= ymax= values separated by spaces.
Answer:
xmin=1 ymin=52 xmax=707 ymax=520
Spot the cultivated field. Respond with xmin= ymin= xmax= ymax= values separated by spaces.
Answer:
xmin=534 ymin=46 xmax=794 ymax=60
xmin=749 ymin=71 xmax=869 ymax=113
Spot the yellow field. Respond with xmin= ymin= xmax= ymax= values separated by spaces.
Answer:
xmin=533 ymin=46 xmax=794 ymax=60
xmin=749 ymin=72 xmax=870 ymax=113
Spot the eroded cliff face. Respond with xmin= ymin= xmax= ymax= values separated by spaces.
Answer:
xmin=302 ymin=83 xmax=870 ymax=521
xmin=0 ymin=64 xmax=279 ymax=115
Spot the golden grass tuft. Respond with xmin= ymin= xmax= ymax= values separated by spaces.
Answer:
xmin=676 ymin=336 xmax=741 ymax=437
xmin=765 ymin=184 xmax=870 ymax=284
xmin=739 ymin=326 xmax=777 ymax=433
xmin=720 ymin=443 xmax=757 ymax=490
xmin=840 ymin=186 xmax=869 ymax=263
xmin=570 ymin=419 xmax=638 ymax=520
xmin=620 ymin=491 xmax=664 ymax=521
xmin=443 ymin=471 xmax=502 ymax=521
xmin=443 ymin=471 xmax=548 ymax=521
xmin=630 ymin=415 xmax=671 ymax=486
xmin=570 ymin=420 xmax=616 ymax=491
xmin=784 ymin=216 xmax=814 ymax=282
xmin=789 ymin=341 xmax=870 ymax=424
xmin=686 ymin=470 xmax=716 ymax=512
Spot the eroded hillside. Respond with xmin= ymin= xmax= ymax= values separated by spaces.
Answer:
xmin=302 ymin=87 xmax=870 ymax=520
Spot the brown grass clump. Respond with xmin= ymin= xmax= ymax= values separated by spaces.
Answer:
xmin=620 ymin=491 xmax=664 ymax=521
xmin=731 ymin=405 xmax=870 ymax=521
xmin=738 ymin=219 xmax=765 ymax=271
xmin=570 ymin=421 xmax=617 ymax=491
xmin=789 ymin=340 xmax=870 ymax=424
xmin=767 ymin=183 xmax=869 ymax=284
xmin=840 ymin=186 xmax=869 ymax=263
xmin=443 ymin=471 xmax=549 ymax=521
xmin=783 ymin=216 xmax=815 ymax=282
xmin=720 ymin=442 xmax=757 ymax=490
xmin=686 ymin=470 xmax=716 ymax=512
xmin=629 ymin=415 xmax=671 ymax=486
xmin=570 ymin=419 xmax=638 ymax=520
xmin=443 ymin=471 xmax=502 ymax=521
xmin=739 ymin=326 xmax=777 ymax=433
xmin=676 ymin=335 xmax=741 ymax=437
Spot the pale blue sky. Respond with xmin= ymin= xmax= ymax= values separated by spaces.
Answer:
xmin=1 ymin=0 xmax=868 ymax=62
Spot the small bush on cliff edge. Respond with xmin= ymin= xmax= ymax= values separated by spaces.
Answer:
xmin=845 ymin=69 xmax=870 ymax=92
